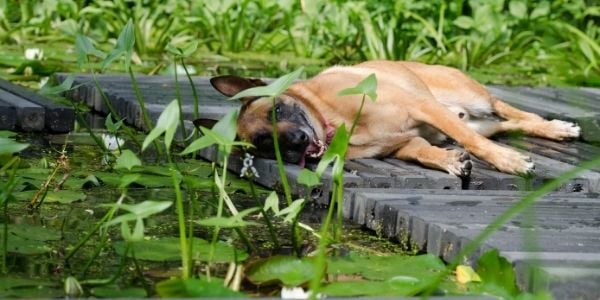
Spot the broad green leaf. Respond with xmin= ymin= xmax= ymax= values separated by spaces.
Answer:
xmin=246 ymin=256 xmax=317 ymax=286
xmin=509 ymin=0 xmax=528 ymax=19
xmin=275 ymin=198 xmax=305 ymax=223
xmin=142 ymin=99 xmax=180 ymax=151
xmin=315 ymin=124 xmax=348 ymax=177
xmin=4 ymin=224 xmax=61 ymax=241
xmin=263 ymin=191 xmax=279 ymax=214
xmin=74 ymin=34 xmax=105 ymax=67
xmin=530 ymin=1 xmax=550 ymax=19
xmin=197 ymin=207 xmax=260 ymax=228
xmin=337 ymin=73 xmax=377 ymax=102
xmin=119 ymin=173 xmax=140 ymax=189
xmin=13 ymin=190 xmax=86 ymax=204
xmin=476 ymin=249 xmax=519 ymax=296
xmin=165 ymin=41 xmax=199 ymax=57
xmin=102 ymin=19 xmax=135 ymax=71
xmin=104 ymin=200 xmax=172 ymax=225
xmin=113 ymin=237 xmax=248 ymax=262
xmin=0 ymin=231 xmax=52 ymax=255
xmin=156 ymin=278 xmax=243 ymax=298
xmin=115 ymin=150 xmax=141 ymax=171
xmin=0 ymin=277 xmax=56 ymax=290
xmin=297 ymin=169 xmax=321 ymax=187
xmin=0 ymin=137 xmax=29 ymax=154
xmin=321 ymin=278 xmax=424 ymax=297
xmin=180 ymin=135 xmax=215 ymax=155
xmin=328 ymin=254 xmax=445 ymax=282
xmin=0 ymin=131 xmax=16 ymax=138
xmin=453 ymin=16 xmax=474 ymax=29
xmin=39 ymin=74 xmax=75 ymax=95
xmin=105 ymin=113 xmax=124 ymax=133
xmin=211 ymin=108 xmax=239 ymax=143
xmin=229 ymin=68 xmax=303 ymax=99
xmin=91 ymin=286 xmax=147 ymax=298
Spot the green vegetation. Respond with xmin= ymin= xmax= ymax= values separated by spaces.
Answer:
xmin=1 ymin=0 xmax=599 ymax=85
xmin=1 ymin=0 xmax=600 ymax=298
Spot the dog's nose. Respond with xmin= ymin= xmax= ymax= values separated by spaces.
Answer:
xmin=286 ymin=130 xmax=309 ymax=146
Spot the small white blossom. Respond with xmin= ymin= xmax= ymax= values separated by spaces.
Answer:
xmin=101 ymin=133 xmax=124 ymax=151
xmin=281 ymin=287 xmax=322 ymax=299
xmin=240 ymin=153 xmax=259 ymax=178
xmin=84 ymin=209 xmax=94 ymax=215
xmin=24 ymin=48 xmax=44 ymax=60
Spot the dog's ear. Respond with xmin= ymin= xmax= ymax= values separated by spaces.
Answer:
xmin=210 ymin=75 xmax=267 ymax=98
xmin=193 ymin=118 xmax=218 ymax=129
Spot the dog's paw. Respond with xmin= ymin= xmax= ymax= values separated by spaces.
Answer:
xmin=446 ymin=150 xmax=472 ymax=177
xmin=488 ymin=146 xmax=535 ymax=175
xmin=543 ymin=120 xmax=581 ymax=141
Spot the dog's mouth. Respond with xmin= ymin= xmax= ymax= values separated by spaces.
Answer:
xmin=296 ymin=121 xmax=335 ymax=167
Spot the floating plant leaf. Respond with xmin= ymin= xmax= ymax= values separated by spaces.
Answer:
xmin=156 ymin=278 xmax=242 ymax=298
xmin=246 ymin=256 xmax=318 ymax=286
xmin=12 ymin=190 xmax=86 ymax=204
xmin=321 ymin=278 xmax=423 ymax=297
xmin=115 ymin=150 xmax=142 ymax=171
xmin=328 ymin=254 xmax=445 ymax=281
xmin=113 ymin=237 xmax=248 ymax=262
xmin=91 ymin=286 xmax=147 ymax=298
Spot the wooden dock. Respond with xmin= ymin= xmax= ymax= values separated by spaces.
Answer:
xmin=0 ymin=78 xmax=74 ymax=132
xmin=56 ymin=73 xmax=600 ymax=299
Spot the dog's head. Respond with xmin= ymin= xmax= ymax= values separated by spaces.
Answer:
xmin=208 ymin=75 xmax=331 ymax=166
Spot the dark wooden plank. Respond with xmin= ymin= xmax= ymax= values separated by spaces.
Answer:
xmin=0 ymin=88 xmax=44 ymax=131
xmin=0 ymin=99 xmax=17 ymax=130
xmin=0 ymin=77 xmax=73 ymax=132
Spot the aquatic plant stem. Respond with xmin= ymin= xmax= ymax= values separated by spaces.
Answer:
xmin=127 ymin=66 xmax=164 ymax=157
xmin=172 ymin=59 xmax=188 ymax=139
xmin=249 ymin=179 xmax=280 ymax=249
xmin=168 ymin=154 xmax=189 ymax=279
xmin=270 ymin=97 xmax=293 ymax=206
xmin=1 ymin=157 xmax=20 ymax=274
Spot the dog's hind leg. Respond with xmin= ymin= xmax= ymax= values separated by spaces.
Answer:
xmin=490 ymin=98 xmax=580 ymax=140
xmin=395 ymin=137 xmax=472 ymax=177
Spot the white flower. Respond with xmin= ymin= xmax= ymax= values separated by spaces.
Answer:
xmin=281 ymin=287 xmax=308 ymax=299
xmin=24 ymin=48 xmax=44 ymax=60
xmin=101 ymin=133 xmax=124 ymax=151
xmin=240 ymin=153 xmax=259 ymax=178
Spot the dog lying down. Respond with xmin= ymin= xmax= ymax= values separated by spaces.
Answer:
xmin=207 ymin=60 xmax=580 ymax=176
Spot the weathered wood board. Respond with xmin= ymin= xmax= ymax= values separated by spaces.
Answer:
xmin=0 ymin=77 xmax=74 ymax=132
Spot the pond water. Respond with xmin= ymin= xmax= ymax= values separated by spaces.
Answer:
xmin=1 ymin=130 xmax=414 ymax=297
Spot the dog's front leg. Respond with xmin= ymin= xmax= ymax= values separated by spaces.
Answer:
xmin=409 ymin=100 xmax=535 ymax=175
xmin=395 ymin=137 xmax=472 ymax=177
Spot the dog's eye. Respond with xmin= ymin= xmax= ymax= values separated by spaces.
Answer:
xmin=273 ymin=104 xmax=283 ymax=120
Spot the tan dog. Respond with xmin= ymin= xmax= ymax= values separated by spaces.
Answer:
xmin=209 ymin=60 xmax=580 ymax=176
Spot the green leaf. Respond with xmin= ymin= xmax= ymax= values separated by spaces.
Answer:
xmin=453 ymin=16 xmax=474 ymax=29
xmin=180 ymin=135 xmax=215 ymax=155
xmin=113 ymin=237 xmax=248 ymax=262
xmin=115 ymin=150 xmax=141 ymax=171
xmin=197 ymin=207 xmax=260 ymax=228
xmin=476 ymin=249 xmax=519 ymax=296
xmin=74 ymin=34 xmax=105 ymax=67
xmin=211 ymin=108 xmax=239 ymax=144
xmin=119 ymin=173 xmax=140 ymax=189
xmin=13 ymin=190 xmax=86 ymax=204
xmin=246 ymin=256 xmax=318 ymax=286
xmin=142 ymin=99 xmax=180 ymax=151
xmin=321 ymin=279 xmax=424 ymax=297
xmin=315 ymin=124 xmax=348 ymax=177
xmin=337 ymin=73 xmax=377 ymax=102
xmin=39 ymin=74 xmax=75 ymax=95
xmin=156 ymin=278 xmax=243 ymax=298
xmin=105 ymin=113 xmax=124 ymax=133
xmin=0 ymin=137 xmax=29 ymax=154
xmin=104 ymin=200 xmax=172 ymax=227
xmin=297 ymin=169 xmax=321 ymax=187
xmin=275 ymin=198 xmax=305 ymax=223
xmin=102 ymin=19 xmax=135 ymax=71
xmin=91 ymin=286 xmax=147 ymax=298
xmin=530 ymin=1 xmax=550 ymax=19
xmin=263 ymin=191 xmax=279 ymax=214
xmin=165 ymin=41 xmax=199 ymax=57
xmin=509 ymin=0 xmax=528 ymax=19
xmin=0 ymin=131 xmax=16 ymax=138
xmin=328 ymin=254 xmax=445 ymax=282
xmin=229 ymin=68 xmax=303 ymax=99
